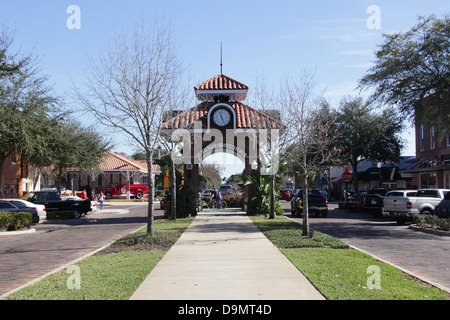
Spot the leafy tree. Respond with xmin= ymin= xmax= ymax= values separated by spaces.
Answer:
xmin=48 ymin=120 xmax=110 ymax=193
xmin=335 ymin=96 xmax=404 ymax=192
xmin=0 ymin=30 xmax=59 ymax=197
xmin=359 ymin=15 xmax=450 ymax=132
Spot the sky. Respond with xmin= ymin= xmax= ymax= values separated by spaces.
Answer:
xmin=1 ymin=0 xmax=449 ymax=179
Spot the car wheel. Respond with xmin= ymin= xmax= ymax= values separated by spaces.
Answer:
xmin=135 ymin=191 xmax=143 ymax=199
xmin=105 ymin=192 xmax=112 ymax=199
xmin=74 ymin=210 xmax=81 ymax=219
xmin=420 ymin=208 xmax=432 ymax=215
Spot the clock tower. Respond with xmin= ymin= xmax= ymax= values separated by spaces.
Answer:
xmin=194 ymin=73 xmax=249 ymax=131
xmin=161 ymin=73 xmax=285 ymax=215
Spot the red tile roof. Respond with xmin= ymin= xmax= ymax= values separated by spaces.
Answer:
xmin=99 ymin=151 xmax=160 ymax=174
xmin=194 ymin=74 xmax=249 ymax=91
xmin=160 ymin=102 xmax=285 ymax=130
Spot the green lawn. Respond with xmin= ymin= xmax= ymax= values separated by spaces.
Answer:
xmin=4 ymin=217 xmax=194 ymax=300
xmin=250 ymin=215 xmax=449 ymax=300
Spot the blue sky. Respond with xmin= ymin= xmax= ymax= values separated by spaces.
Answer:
xmin=2 ymin=0 xmax=449 ymax=178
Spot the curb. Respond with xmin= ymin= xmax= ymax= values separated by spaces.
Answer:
xmin=0 ymin=228 xmax=36 ymax=236
xmin=408 ymin=225 xmax=450 ymax=237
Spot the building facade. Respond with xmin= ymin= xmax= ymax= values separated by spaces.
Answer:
xmin=414 ymin=121 xmax=450 ymax=188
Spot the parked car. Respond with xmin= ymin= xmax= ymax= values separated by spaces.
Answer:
xmin=201 ymin=189 xmax=215 ymax=199
xmin=291 ymin=189 xmax=328 ymax=218
xmin=24 ymin=191 xmax=91 ymax=219
xmin=2 ymin=198 xmax=46 ymax=222
xmin=382 ymin=188 xmax=450 ymax=223
xmin=435 ymin=191 xmax=450 ymax=218
xmin=61 ymin=195 xmax=97 ymax=213
xmin=347 ymin=192 xmax=366 ymax=212
xmin=280 ymin=189 xmax=294 ymax=201
xmin=382 ymin=190 xmax=418 ymax=223
xmin=0 ymin=200 xmax=40 ymax=223
xmin=220 ymin=185 xmax=235 ymax=195
xmin=363 ymin=188 xmax=391 ymax=216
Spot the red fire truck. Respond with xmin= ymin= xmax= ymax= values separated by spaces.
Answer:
xmin=95 ymin=183 xmax=148 ymax=200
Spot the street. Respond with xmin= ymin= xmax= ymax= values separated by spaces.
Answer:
xmin=1 ymin=200 xmax=449 ymax=297
xmin=0 ymin=201 xmax=163 ymax=297
xmin=280 ymin=201 xmax=450 ymax=291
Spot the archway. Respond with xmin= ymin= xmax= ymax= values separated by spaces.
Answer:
xmin=160 ymin=73 xmax=286 ymax=213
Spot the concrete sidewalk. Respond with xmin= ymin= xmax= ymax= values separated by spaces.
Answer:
xmin=130 ymin=209 xmax=324 ymax=300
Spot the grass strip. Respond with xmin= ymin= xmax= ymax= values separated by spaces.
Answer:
xmin=250 ymin=215 xmax=449 ymax=300
xmin=4 ymin=217 xmax=194 ymax=300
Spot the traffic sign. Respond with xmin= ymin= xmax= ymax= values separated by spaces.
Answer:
xmin=342 ymin=171 xmax=352 ymax=182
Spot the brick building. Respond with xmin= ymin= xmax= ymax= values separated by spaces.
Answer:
xmin=413 ymin=121 xmax=450 ymax=188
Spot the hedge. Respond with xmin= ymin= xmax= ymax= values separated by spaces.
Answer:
xmin=0 ymin=211 xmax=32 ymax=231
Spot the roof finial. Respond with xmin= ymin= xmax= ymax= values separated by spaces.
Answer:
xmin=220 ymin=42 xmax=223 ymax=74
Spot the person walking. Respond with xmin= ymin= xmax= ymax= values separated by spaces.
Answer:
xmin=98 ymin=191 xmax=105 ymax=210
xmin=212 ymin=188 xmax=222 ymax=209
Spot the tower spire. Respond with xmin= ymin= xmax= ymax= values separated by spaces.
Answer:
xmin=220 ymin=42 xmax=223 ymax=74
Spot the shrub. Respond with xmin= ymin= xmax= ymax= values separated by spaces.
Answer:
xmin=164 ymin=183 xmax=198 ymax=218
xmin=413 ymin=214 xmax=450 ymax=231
xmin=0 ymin=212 xmax=32 ymax=231
xmin=222 ymin=195 xmax=244 ymax=208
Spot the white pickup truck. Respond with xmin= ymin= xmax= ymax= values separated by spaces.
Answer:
xmin=382 ymin=189 xmax=450 ymax=223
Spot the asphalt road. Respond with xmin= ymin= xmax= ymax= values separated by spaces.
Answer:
xmin=281 ymin=201 xmax=450 ymax=291
xmin=0 ymin=202 xmax=163 ymax=297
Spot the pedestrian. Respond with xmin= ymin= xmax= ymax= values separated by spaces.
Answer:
xmin=99 ymin=191 xmax=105 ymax=210
xmin=212 ymin=188 xmax=222 ymax=209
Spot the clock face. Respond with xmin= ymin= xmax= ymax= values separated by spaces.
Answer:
xmin=212 ymin=109 xmax=231 ymax=127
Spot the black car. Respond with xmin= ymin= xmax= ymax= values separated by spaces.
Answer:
xmin=25 ymin=191 xmax=91 ymax=219
xmin=363 ymin=188 xmax=391 ymax=216
xmin=435 ymin=191 xmax=450 ymax=218
xmin=291 ymin=189 xmax=328 ymax=218
xmin=0 ymin=200 xmax=39 ymax=223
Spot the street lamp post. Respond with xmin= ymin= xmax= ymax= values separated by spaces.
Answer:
xmin=377 ymin=162 xmax=383 ymax=188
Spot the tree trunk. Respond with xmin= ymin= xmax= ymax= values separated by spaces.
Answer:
xmin=269 ymin=173 xmax=275 ymax=219
xmin=351 ymin=158 xmax=359 ymax=193
xmin=57 ymin=163 xmax=63 ymax=194
xmin=302 ymin=171 xmax=310 ymax=236
xmin=170 ymin=160 xmax=176 ymax=221
xmin=0 ymin=153 xmax=5 ymax=199
xmin=146 ymin=150 xmax=155 ymax=236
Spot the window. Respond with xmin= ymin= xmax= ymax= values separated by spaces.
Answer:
xmin=420 ymin=173 xmax=437 ymax=188
xmin=419 ymin=124 xmax=424 ymax=151
xmin=0 ymin=202 xmax=15 ymax=209
xmin=416 ymin=190 xmax=438 ymax=198
xmin=447 ymin=132 xmax=450 ymax=147
xmin=430 ymin=126 xmax=435 ymax=150
xmin=386 ymin=191 xmax=404 ymax=197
